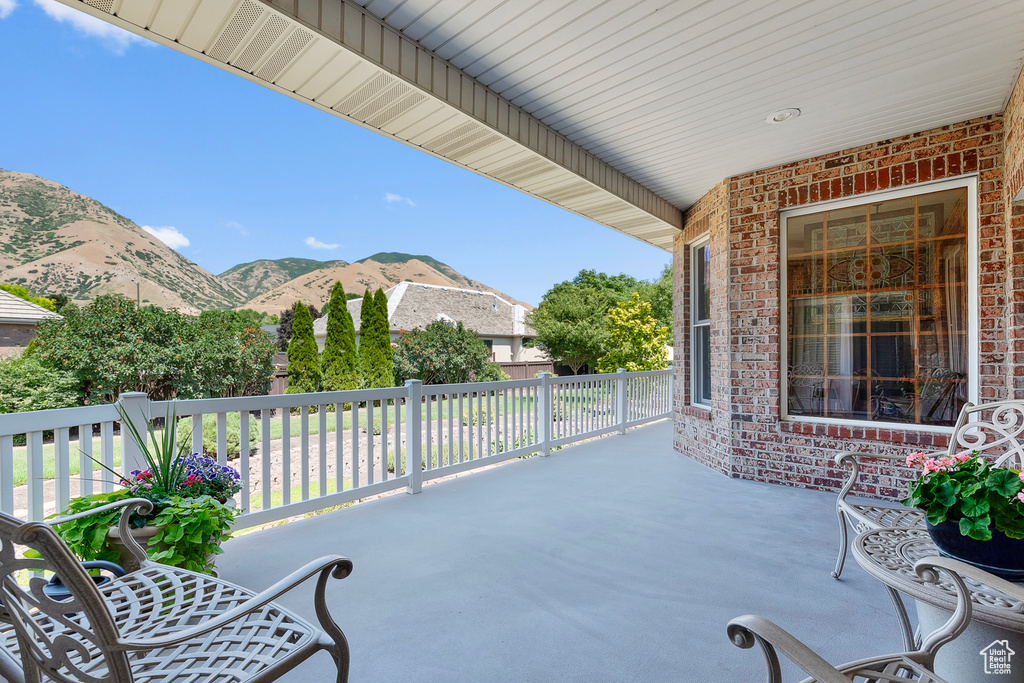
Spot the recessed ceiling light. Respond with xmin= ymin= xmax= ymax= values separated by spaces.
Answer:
xmin=766 ymin=108 xmax=801 ymax=124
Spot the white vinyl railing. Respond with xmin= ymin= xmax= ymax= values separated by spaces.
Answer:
xmin=0 ymin=369 xmax=672 ymax=528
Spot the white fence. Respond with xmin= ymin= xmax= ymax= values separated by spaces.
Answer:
xmin=0 ymin=369 xmax=672 ymax=529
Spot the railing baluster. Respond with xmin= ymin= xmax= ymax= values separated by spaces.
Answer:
xmin=281 ymin=409 xmax=291 ymax=506
xmin=319 ymin=406 xmax=328 ymax=495
xmin=78 ymin=423 xmax=93 ymax=497
xmin=192 ymin=414 xmax=203 ymax=456
xmin=436 ymin=394 xmax=443 ymax=465
xmin=261 ymin=410 xmax=272 ymax=511
xmin=476 ymin=391 xmax=483 ymax=458
xmin=55 ymin=427 xmax=70 ymax=513
xmin=300 ymin=406 xmax=310 ymax=501
xmin=27 ymin=431 xmax=43 ymax=521
xmin=424 ymin=395 xmax=432 ymax=470
xmin=380 ymin=400 xmax=388 ymax=482
xmin=393 ymin=398 xmax=401 ymax=476
xmin=216 ymin=412 xmax=228 ymax=467
xmin=239 ymin=410 xmax=250 ymax=512
xmin=447 ymin=393 xmax=454 ymax=466
xmin=368 ymin=401 xmax=377 ymax=486
xmin=350 ymin=401 xmax=359 ymax=489
xmin=485 ymin=389 xmax=492 ymax=456
xmin=101 ymin=422 xmax=114 ymax=493
xmin=335 ymin=402 xmax=344 ymax=491
xmin=458 ymin=393 xmax=465 ymax=463
xmin=0 ymin=435 xmax=13 ymax=515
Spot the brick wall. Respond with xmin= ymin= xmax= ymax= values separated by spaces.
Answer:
xmin=673 ymin=181 xmax=731 ymax=474
xmin=1003 ymin=66 xmax=1024 ymax=398
xmin=673 ymin=114 xmax=1010 ymax=500
xmin=0 ymin=323 xmax=38 ymax=358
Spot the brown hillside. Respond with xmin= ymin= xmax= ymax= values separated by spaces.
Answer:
xmin=0 ymin=170 xmax=246 ymax=312
xmin=244 ymin=259 xmax=525 ymax=315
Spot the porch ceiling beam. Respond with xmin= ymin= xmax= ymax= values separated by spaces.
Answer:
xmin=58 ymin=0 xmax=683 ymax=250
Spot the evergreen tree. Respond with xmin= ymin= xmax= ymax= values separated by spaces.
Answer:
xmin=321 ymin=281 xmax=358 ymax=391
xmin=285 ymin=302 xmax=320 ymax=393
xmin=372 ymin=288 xmax=394 ymax=387
xmin=357 ymin=288 xmax=376 ymax=388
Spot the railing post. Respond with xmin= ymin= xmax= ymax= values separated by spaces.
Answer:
xmin=616 ymin=369 xmax=627 ymax=434
xmin=117 ymin=392 xmax=150 ymax=475
xmin=405 ymin=380 xmax=422 ymax=494
xmin=538 ymin=372 xmax=552 ymax=456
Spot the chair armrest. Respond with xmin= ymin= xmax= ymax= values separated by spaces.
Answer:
xmin=45 ymin=497 xmax=154 ymax=527
xmin=112 ymin=554 xmax=353 ymax=651
xmin=727 ymin=615 xmax=851 ymax=683
xmin=834 ymin=450 xmax=937 ymax=504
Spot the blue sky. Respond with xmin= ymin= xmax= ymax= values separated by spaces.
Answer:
xmin=0 ymin=1 xmax=670 ymax=306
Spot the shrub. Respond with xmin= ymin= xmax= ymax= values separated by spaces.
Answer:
xmin=321 ymin=281 xmax=358 ymax=391
xmin=476 ymin=362 xmax=509 ymax=383
xmin=392 ymin=318 xmax=490 ymax=385
xmin=0 ymin=353 xmax=78 ymax=413
xmin=286 ymin=302 xmax=320 ymax=393
xmin=197 ymin=413 xmax=260 ymax=459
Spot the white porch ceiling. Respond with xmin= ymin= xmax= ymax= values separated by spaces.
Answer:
xmin=55 ymin=1 xmax=1024 ymax=250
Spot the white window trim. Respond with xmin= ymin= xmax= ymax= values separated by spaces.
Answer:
xmin=690 ymin=235 xmax=712 ymax=407
xmin=779 ymin=175 xmax=979 ymax=433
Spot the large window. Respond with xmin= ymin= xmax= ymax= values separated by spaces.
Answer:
xmin=691 ymin=239 xmax=711 ymax=406
xmin=784 ymin=184 xmax=973 ymax=426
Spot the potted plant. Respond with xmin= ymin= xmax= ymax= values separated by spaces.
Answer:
xmin=902 ymin=450 xmax=1024 ymax=580
xmin=54 ymin=408 xmax=242 ymax=574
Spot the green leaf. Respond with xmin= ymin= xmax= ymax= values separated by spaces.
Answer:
xmin=934 ymin=480 xmax=960 ymax=508
xmin=926 ymin=507 xmax=949 ymax=525
xmin=960 ymin=496 xmax=990 ymax=518
xmin=959 ymin=515 xmax=993 ymax=541
xmin=986 ymin=469 xmax=1024 ymax=497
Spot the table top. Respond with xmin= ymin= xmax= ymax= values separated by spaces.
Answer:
xmin=852 ymin=528 xmax=1024 ymax=630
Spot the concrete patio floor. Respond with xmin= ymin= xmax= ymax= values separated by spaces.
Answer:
xmin=219 ymin=420 xmax=905 ymax=681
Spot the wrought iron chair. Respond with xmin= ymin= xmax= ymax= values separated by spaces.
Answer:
xmin=728 ymin=556 xmax=1009 ymax=683
xmin=0 ymin=497 xmax=352 ymax=683
xmin=831 ymin=399 xmax=1024 ymax=578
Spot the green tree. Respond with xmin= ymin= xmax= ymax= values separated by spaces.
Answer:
xmin=0 ymin=354 xmax=78 ymax=413
xmin=526 ymin=284 xmax=611 ymax=374
xmin=320 ymin=281 xmax=358 ymax=391
xmin=285 ymin=302 xmax=320 ymax=394
xmin=276 ymin=302 xmax=321 ymax=352
xmin=393 ymin=319 xmax=491 ymax=385
xmin=597 ymin=293 xmax=669 ymax=372
xmin=358 ymin=288 xmax=393 ymax=388
xmin=31 ymin=295 xmax=274 ymax=404
xmin=0 ymin=283 xmax=56 ymax=312
xmin=636 ymin=263 xmax=673 ymax=333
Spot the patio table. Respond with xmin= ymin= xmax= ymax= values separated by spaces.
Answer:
xmin=853 ymin=527 xmax=1024 ymax=682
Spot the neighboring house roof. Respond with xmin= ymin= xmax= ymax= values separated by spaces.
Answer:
xmin=313 ymin=282 xmax=535 ymax=338
xmin=0 ymin=290 xmax=61 ymax=324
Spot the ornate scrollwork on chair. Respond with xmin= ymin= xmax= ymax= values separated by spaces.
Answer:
xmin=728 ymin=557 xmax=984 ymax=683
xmin=0 ymin=499 xmax=353 ymax=683
xmin=831 ymin=399 xmax=1024 ymax=580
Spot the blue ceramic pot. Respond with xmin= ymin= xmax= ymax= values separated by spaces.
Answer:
xmin=926 ymin=520 xmax=1024 ymax=581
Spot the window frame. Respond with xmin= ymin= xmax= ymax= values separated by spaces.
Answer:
xmin=690 ymin=236 xmax=712 ymax=407
xmin=779 ymin=175 xmax=979 ymax=431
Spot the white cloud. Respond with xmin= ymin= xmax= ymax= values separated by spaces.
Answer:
xmin=34 ymin=0 xmax=144 ymax=53
xmin=384 ymin=192 xmax=416 ymax=207
xmin=142 ymin=225 xmax=190 ymax=250
xmin=0 ymin=0 xmax=17 ymax=20
xmin=305 ymin=236 xmax=339 ymax=250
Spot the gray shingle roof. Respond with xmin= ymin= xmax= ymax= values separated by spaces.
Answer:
xmin=313 ymin=283 xmax=534 ymax=337
xmin=0 ymin=290 xmax=61 ymax=323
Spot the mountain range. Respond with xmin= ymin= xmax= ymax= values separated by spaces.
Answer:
xmin=0 ymin=170 xmax=518 ymax=315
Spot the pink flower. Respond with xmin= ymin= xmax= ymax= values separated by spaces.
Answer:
xmin=1019 ymin=471 xmax=1024 ymax=484
xmin=1017 ymin=491 xmax=1024 ymax=504
xmin=956 ymin=453 xmax=972 ymax=463
xmin=906 ymin=452 xmax=928 ymax=467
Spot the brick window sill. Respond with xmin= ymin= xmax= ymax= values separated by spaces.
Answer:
xmin=680 ymin=405 xmax=712 ymax=419
xmin=779 ymin=419 xmax=950 ymax=449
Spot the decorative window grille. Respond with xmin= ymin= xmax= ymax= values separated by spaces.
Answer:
xmin=785 ymin=187 xmax=970 ymax=426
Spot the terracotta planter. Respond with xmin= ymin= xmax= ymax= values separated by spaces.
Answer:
xmin=927 ymin=520 xmax=1024 ymax=581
